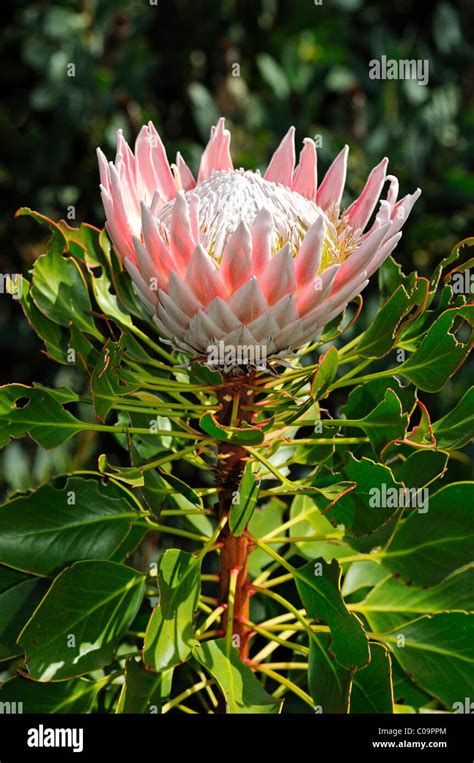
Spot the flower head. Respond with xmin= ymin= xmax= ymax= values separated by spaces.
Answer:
xmin=98 ymin=119 xmax=420 ymax=372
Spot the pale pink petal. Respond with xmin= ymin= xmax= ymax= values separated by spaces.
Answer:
xmin=248 ymin=312 xmax=280 ymax=341
xmin=292 ymin=138 xmax=317 ymax=200
xmin=97 ymin=148 xmax=111 ymax=193
xmin=185 ymin=244 xmax=227 ymax=305
xmin=206 ymin=297 xmax=241 ymax=333
xmin=251 ymin=207 xmax=273 ymax=275
xmin=176 ymin=151 xmax=196 ymax=191
xmin=140 ymin=202 xmax=174 ymax=286
xmin=264 ymin=127 xmax=296 ymax=187
xmin=168 ymin=270 xmax=202 ymax=316
xmin=387 ymin=189 xmax=421 ymax=238
xmin=158 ymin=289 xmax=189 ymax=329
xmin=317 ymin=145 xmax=349 ymax=212
xmin=273 ymin=321 xmax=305 ymax=349
xmin=344 ymin=157 xmax=389 ymax=231
xmin=228 ymin=277 xmax=269 ymax=323
xmin=147 ymin=121 xmax=177 ymax=201
xmin=124 ymin=257 xmax=157 ymax=311
xmin=220 ymin=221 xmax=253 ymax=292
xmin=168 ymin=191 xmax=197 ymax=271
xmin=270 ymin=293 xmax=299 ymax=327
xmin=259 ymin=243 xmax=296 ymax=304
xmin=294 ymin=215 xmax=325 ymax=287
xmin=302 ymin=271 xmax=368 ymax=330
xmin=295 ymin=264 xmax=339 ymax=316
xmin=365 ymin=232 xmax=403 ymax=277
xmin=197 ymin=118 xmax=233 ymax=183
xmin=188 ymin=310 xmax=226 ymax=342
xmin=331 ymin=221 xmax=392 ymax=292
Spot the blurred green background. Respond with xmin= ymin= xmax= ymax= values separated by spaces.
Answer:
xmin=1 ymin=0 xmax=473 ymax=494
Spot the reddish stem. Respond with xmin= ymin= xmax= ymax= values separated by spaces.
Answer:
xmin=214 ymin=380 xmax=255 ymax=661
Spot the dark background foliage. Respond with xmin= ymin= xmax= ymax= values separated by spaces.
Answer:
xmin=1 ymin=0 xmax=473 ymax=493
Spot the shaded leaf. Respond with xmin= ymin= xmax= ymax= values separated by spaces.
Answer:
xmin=18 ymin=561 xmax=146 ymax=681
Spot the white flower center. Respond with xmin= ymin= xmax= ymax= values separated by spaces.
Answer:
xmin=156 ymin=168 xmax=325 ymax=261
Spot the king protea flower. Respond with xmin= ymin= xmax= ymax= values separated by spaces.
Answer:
xmin=97 ymin=118 xmax=420 ymax=372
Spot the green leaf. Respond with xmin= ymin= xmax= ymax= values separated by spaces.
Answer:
xmin=229 ymin=463 xmax=260 ymax=536
xmin=350 ymin=643 xmax=393 ymax=713
xmin=143 ymin=549 xmax=201 ymax=671
xmin=194 ymin=638 xmax=282 ymax=713
xmin=397 ymin=307 xmax=473 ymax=391
xmin=18 ymin=560 xmax=146 ymax=681
xmin=0 ymin=579 xmax=49 ymax=660
xmin=310 ymin=346 xmax=338 ymax=400
xmin=30 ymin=228 xmax=102 ymax=339
xmin=360 ymin=568 xmax=474 ymax=632
xmin=432 ymin=387 xmax=474 ymax=449
xmin=392 ymin=449 xmax=448 ymax=490
xmin=381 ymin=482 xmax=474 ymax=585
xmin=342 ymin=378 xmax=416 ymax=420
xmin=20 ymin=278 xmax=69 ymax=364
xmin=358 ymin=278 xmax=428 ymax=359
xmin=200 ymin=413 xmax=264 ymax=445
xmin=116 ymin=657 xmax=173 ymax=714
xmin=91 ymin=340 xmax=138 ymax=421
xmin=0 ymin=384 xmax=85 ymax=450
xmin=382 ymin=613 xmax=474 ymax=708
xmin=289 ymin=493 xmax=353 ymax=562
xmin=341 ymin=561 xmax=388 ymax=597
xmin=294 ymin=558 xmax=369 ymax=668
xmin=308 ymin=632 xmax=353 ymax=713
xmin=354 ymin=388 xmax=409 ymax=457
xmin=0 ymin=477 xmax=140 ymax=576
xmin=0 ymin=565 xmax=30 ymax=593
xmin=325 ymin=455 xmax=403 ymax=552
xmin=391 ymin=662 xmax=432 ymax=709
xmin=0 ymin=675 xmax=107 ymax=713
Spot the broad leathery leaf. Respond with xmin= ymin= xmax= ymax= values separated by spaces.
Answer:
xmin=324 ymin=455 xmax=403 ymax=552
xmin=116 ymin=657 xmax=173 ymax=714
xmin=353 ymin=388 xmax=409 ymax=458
xmin=0 ymin=384 xmax=85 ymax=450
xmin=381 ymin=482 xmax=474 ymax=585
xmin=30 ymin=228 xmax=102 ymax=340
xmin=358 ymin=278 xmax=429 ymax=359
xmin=0 ymin=476 xmax=140 ymax=576
xmin=397 ymin=306 xmax=473 ymax=392
xmin=381 ymin=613 xmax=474 ymax=708
xmin=194 ymin=638 xmax=282 ymax=713
xmin=18 ymin=561 xmax=146 ymax=681
xmin=310 ymin=346 xmax=338 ymax=400
xmin=0 ymin=578 xmax=49 ymax=660
xmin=350 ymin=643 xmax=394 ymax=713
xmin=432 ymin=386 xmax=474 ymax=449
xmin=357 ymin=567 xmax=474 ymax=632
xmin=308 ymin=632 xmax=354 ymax=713
xmin=0 ymin=675 xmax=108 ymax=713
xmin=294 ymin=557 xmax=369 ymax=669
xmin=143 ymin=549 xmax=201 ymax=671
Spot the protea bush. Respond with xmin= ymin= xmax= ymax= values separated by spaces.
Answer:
xmin=1 ymin=118 xmax=473 ymax=715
